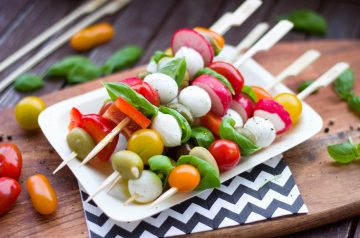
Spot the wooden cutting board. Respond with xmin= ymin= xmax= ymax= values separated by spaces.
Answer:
xmin=0 ymin=40 xmax=359 ymax=238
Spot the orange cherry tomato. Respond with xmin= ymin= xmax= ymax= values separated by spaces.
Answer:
xmin=251 ymin=86 xmax=273 ymax=101
xmin=200 ymin=111 xmax=222 ymax=137
xmin=194 ymin=27 xmax=225 ymax=49
xmin=70 ymin=23 xmax=114 ymax=51
xmin=168 ymin=164 xmax=200 ymax=192
xmin=26 ymin=174 xmax=58 ymax=215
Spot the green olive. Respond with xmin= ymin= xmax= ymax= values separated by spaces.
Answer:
xmin=111 ymin=150 xmax=144 ymax=179
xmin=189 ymin=147 xmax=219 ymax=175
xmin=167 ymin=103 xmax=193 ymax=123
xmin=67 ymin=127 xmax=95 ymax=160
xmin=236 ymin=127 xmax=256 ymax=143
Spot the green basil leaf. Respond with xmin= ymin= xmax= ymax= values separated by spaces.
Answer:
xmin=196 ymin=68 xmax=235 ymax=95
xmin=102 ymin=45 xmax=143 ymax=75
xmin=67 ymin=63 xmax=102 ymax=84
xmin=103 ymin=82 xmax=158 ymax=117
xmin=14 ymin=73 xmax=44 ymax=92
xmin=297 ymin=80 xmax=319 ymax=94
xmin=46 ymin=56 xmax=92 ymax=77
xmin=241 ymin=85 xmax=257 ymax=102
xmin=208 ymin=37 xmax=222 ymax=56
xmin=190 ymin=126 xmax=215 ymax=149
xmin=334 ymin=69 xmax=355 ymax=100
xmin=348 ymin=95 xmax=360 ymax=115
xmin=149 ymin=155 xmax=174 ymax=174
xmin=159 ymin=106 xmax=192 ymax=143
xmin=327 ymin=142 xmax=357 ymax=164
xmin=278 ymin=10 xmax=327 ymax=35
xmin=150 ymin=50 xmax=169 ymax=63
xmin=219 ymin=118 xmax=261 ymax=156
xmin=177 ymin=155 xmax=221 ymax=191
xmin=159 ymin=58 xmax=187 ymax=87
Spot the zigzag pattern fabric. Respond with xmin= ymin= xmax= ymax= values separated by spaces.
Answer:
xmin=80 ymin=155 xmax=308 ymax=238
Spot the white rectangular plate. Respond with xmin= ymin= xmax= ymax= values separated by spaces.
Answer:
xmin=38 ymin=59 xmax=323 ymax=222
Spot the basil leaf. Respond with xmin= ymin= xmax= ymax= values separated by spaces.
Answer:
xmin=334 ymin=69 xmax=354 ymax=100
xmin=103 ymin=82 xmax=158 ymax=117
xmin=149 ymin=155 xmax=174 ymax=186
xmin=327 ymin=142 xmax=357 ymax=164
xmin=159 ymin=58 xmax=187 ymax=87
xmin=297 ymin=80 xmax=319 ymax=95
xmin=102 ymin=45 xmax=143 ymax=75
xmin=159 ymin=106 xmax=192 ymax=143
xmin=196 ymin=68 xmax=235 ymax=95
xmin=348 ymin=95 xmax=360 ymax=115
xmin=46 ymin=56 xmax=92 ymax=77
xmin=278 ymin=10 xmax=327 ymax=35
xmin=190 ymin=126 xmax=215 ymax=149
xmin=177 ymin=155 xmax=221 ymax=191
xmin=67 ymin=63 xmax=102 ymax=84
xmin=150 ymin=50 xmax=169 ymax=63
xmin=208 ymin=37 xmax=222 ymax=56
xmin=14 ymin=73 xmax=44 ymax=92
xmin=241 ymin=85 xmax=257 ymax=102
xmin=219 ymin=118 xmax=261 ymax=156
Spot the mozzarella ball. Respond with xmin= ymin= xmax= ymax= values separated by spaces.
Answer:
xmin=151 ymin=112 xmax=182 ymax=147
xmin=178 ymin=86 xmax=211 ymax=118
xmin=244 ymin=116 xmax=276 ymax=148
xmin=175 ymin=47 xmax=204 ymax=78
xmin=214 ymin=45 xmax=238 ymax=63
xmin=128 ymin=170 xmax=163 ymax=203
xmin=223 ymin=109 xmax=243 ymax=128
xmin=146 ymin=60 xmax=158 ymax=73
xmin=144 ymin=73 xmax=178 ymax=104
xmin=158 ymin=57 xmax=174 ymax=69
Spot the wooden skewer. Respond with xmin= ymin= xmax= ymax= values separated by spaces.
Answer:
xmin=265 ymin=50 xmax=321 ymax=91
xmin=0 ymin=0 xmax=108 ymax=75
xmin=148 ymin=62 xmax=349 ymax=207
xmin=234 ymin=22 xmax=269 ymax=54
xmin=53 ymin=152 xmax=78 ymax=174
xmin=0 ymin=0 xmax=131 ymax=93
xmin=211 ymin=0 xmax=262 ymax=35
xmin=233 ymin=20 xmax=294 ymax=68
xmin=124 ymin=193 xmax=140 ymax=206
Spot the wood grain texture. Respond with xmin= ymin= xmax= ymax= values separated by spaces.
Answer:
xmin=0 ymin=40 xmax=359 ymax=237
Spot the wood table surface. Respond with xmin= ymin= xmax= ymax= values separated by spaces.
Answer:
xmin=0 ymin=0 xmax=359 ymax=237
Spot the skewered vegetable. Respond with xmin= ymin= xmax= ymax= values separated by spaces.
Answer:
xmin=67 ymin=128 xmax=96 ymax=160
xmin=209 ymin=139 xmax=240 ymax=171
xmin=111 ymin=150 xmax=143 ymax=179
xmin=168 ymin=164 xmax=200 ymax=192
xmin=127 ymin=170 xmax=163 ymax=203
xmin=189 ymin=147 xmax=219 ymax=175
xmin=275 ymin=92 xmax=303 ymax=124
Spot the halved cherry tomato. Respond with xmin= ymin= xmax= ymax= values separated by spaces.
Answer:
xmin=26 ymin=174 xmax=57 ymax=215
xmin=114 ymin=97 xmax=151 ymax=129
xmin=209 ymin=139 xmax=240 ymax=171
xmin=0 ymin=143 xmax=22 ymax=180
xmin=251 ymin=86 xmax=273 ymax=101
xmin=69 ymin=108 xmax=118 ymax=161
xmin=200 ymin=111 xmax=222 ymax=137
xmin=209 ymin=61 xmax=245 ymax=95
xmin=0 ymin=177 xmax=21 ymax=216
xmin=194 ymin=27 xmax=225 ymax=49
xmin=168 ymin=164 xmax=200 ymax=192
xmin=121 ymin=78 xmax=160 ymax=106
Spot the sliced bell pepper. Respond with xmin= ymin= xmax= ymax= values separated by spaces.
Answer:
xmin=69 ymin=108 xmax=118 ymax=161
xmin=200 ymin=111 xmax=222 ymax=137
xmin=114 ymin=97 xmax=151 ymax=129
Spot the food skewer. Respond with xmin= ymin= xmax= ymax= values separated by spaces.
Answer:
xmin=233 ymin=20 xmax=294 ymax=68
xmin=149 ymin=61 xmax=349 ymax=207
xmin=0 ymin=0 xmax=109 ymax=75
xmin=0 ymin=0 xmax=131 ymax=92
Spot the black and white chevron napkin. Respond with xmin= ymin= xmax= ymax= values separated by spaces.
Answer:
xmin=80 ymin=155 xmax=307 ymax=238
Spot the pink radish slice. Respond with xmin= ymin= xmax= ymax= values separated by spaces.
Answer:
xmin=192 ymin=74 xmax=232 ymax=116
xmin=230 ymin=93 xmax=254 ymax=121
xmin=254 ymin=99 xmax=292 ymax=134
xmin=171 ymin=28 xmax=214 ymax=66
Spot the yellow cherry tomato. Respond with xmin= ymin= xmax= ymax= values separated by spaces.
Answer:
xmin=168 ymin=164 xmax=200 ymax=192
xmin=70 ymin=22 xmax=114 ymax=51
xmin=275 ymin=93 xmax=303 ymax=124
xmin=15 ymin=96 xmax=46 ymax=129
xmin=194 ymin=27 xmax=225 ymax=49
xmin=26 ymin=174 xmax=58 ymax=215
xmin=127 ymin=129 xmax=164 ymax=164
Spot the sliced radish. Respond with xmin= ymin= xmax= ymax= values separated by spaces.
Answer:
xmin=171 ymin=28 xmax=214 ymax=66
xmin=254 ymin=99 xmax=292 ymax=134
xmin=192 ymin=74 xmax=232 ymax=116
xmin=209 ymin=61 xmax=244 ymax=95
xmin=230 ymin=93 xmax=254 ymax=121
xmin=244 ymin=116 xmax=276 ymax=148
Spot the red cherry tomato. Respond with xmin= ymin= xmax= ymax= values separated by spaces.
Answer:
xmin=121 ymin=77 xmax=160 ymax=106
xmin=209 ymin=61 xmax=244 ymax=95
xmin=209 ymin=139 xmax=240 ymax=171
xmin=0 ymin=177 xmax=21 ymax=216
xmin=0 ymin=143 xmax=22 ymax=180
